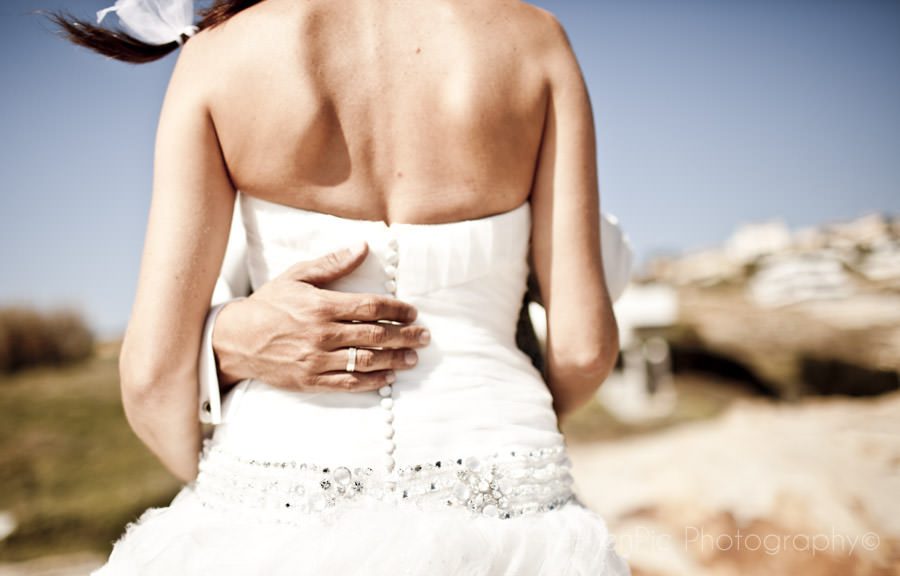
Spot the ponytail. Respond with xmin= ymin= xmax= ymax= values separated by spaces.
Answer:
xmin=42 ymin=0 xmax=265 ymax=64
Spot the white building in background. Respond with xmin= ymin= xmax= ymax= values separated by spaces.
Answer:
xmin=528 ymin=282 xmax=679 ymax=423
xmin=748 ymin=252 xmax=856 ymax=308
xmin=726 ymin=220 xmax=792 ymax=264
xmin=859 ymin=240 xmax=900 ymax=286
xmin=597 ymin=283 xmax=680 ymax=423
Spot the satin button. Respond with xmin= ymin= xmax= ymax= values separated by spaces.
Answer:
xmin=384 ymin=279 xmax=397 ymax=293
xmin=378 ymin=385 xmax=392 ymax=398
xmin=384 ymin=264 xmax=397 ymax=277
xmin=385 ymin=251 xmax=399 ymax=265
xmin=387 ymin=237 xmax=399 ymax=250
xmin=383 ymin=440 xmax=396 ymax=454
xmin=381 ymin=397 xmax=394 ymax=410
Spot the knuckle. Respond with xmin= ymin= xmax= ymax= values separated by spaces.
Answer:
xmin=309 ymin=291 xmax=330 ymax=315
xmin=305 ymin=353 xmax=327 ymax=372
xmin=404 ymin=326 xmax=424 ymax=345
xmin=360 ymin=297 xmax=381 ymax=319
xmin=307 ymin=374 xmax=324 ymax=390
xmin=313 ymin=327 xmax=334 ymax=348
xmin=314 ymin=299 xmax=336 ymax=319
xmin=356 ymin=349 xmax=375 ymax=369
xmin=341 ymin=375 xmax=357 ymax=390
xmin=368 ymin=324 xmax=388 ymax=345
xmin=323 ymin=251 xmax=343 ymax=270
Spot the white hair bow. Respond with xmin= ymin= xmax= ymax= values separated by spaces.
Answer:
xmin=96 ymin=0 xmax=198 ymax=46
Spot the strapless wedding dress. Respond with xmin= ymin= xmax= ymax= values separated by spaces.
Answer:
xmin=93 ymin=192 xmax=630 ymax=575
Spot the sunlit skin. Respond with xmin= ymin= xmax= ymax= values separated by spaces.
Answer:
xmin=118 ymin=0 xmax=618 ymax=482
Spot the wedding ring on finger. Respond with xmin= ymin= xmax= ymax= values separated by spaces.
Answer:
xmin=346 ymin=346 xmax=358 ymax=373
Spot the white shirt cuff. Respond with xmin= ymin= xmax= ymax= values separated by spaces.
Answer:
xmin=198 ymin=298 xmax=244 ymax=425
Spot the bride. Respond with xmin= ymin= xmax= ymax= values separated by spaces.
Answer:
xmin=49 ymin=0 xmax=631 ymax=573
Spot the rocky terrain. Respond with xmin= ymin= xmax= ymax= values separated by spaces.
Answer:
xmin=571 ymin=390 xmax=900 ymax=576
xmin=643 ymin=213 xmax=900 ymax=399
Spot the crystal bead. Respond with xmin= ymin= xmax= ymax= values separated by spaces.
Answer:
xmin=464 ymin=456 xmax=480 ymax=471
xmin=483 ymin=504 xmax=499 ymax=517
xmin=453 ymin=483 xmax=471 ymax=502
xmin=333 ymin=467 xmax=352 ymax=486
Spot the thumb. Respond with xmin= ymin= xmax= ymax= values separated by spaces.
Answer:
xmin=291 ymin=240 xmax=369 ymax=285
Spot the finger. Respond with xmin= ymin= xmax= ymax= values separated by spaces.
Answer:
xmin=283 ymin=241 xmax=369 ymax=286
xmin=302 ymin=369 xmax=396 ymax=393
xmin=325 ymin=322 xmax=431 ymax=350
xmin=324 ymin=292 xmax=418 ymax=323
xmin=323 ymin=347 xmax=418 ymax=373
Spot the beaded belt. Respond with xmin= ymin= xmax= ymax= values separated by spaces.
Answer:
xmin=194 ymin=440 xmax=576 ymax=521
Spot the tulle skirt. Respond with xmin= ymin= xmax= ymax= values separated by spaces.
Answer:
xmin=91 ymin=483 xmax=630 ymax=575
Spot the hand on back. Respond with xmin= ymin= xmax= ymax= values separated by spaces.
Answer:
xmin=212 ymin=242 xmax=430 ymax=393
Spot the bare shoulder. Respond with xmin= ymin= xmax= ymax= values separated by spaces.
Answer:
xmin=514 ymin=2 xmax=586 ymax=86
xmin=160 ymin=3 xmax=278 ymax=101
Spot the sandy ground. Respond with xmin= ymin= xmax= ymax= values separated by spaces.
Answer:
xmin=0 ymin=553 xmax=103 ymax=576
xmin=3 ymin=391 xmax=899 ymax=575
xmin=569 ymin=390 xmax=900 ymax=576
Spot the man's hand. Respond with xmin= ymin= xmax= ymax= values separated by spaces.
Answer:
xmin=212 ymin=241 xmax=430 ymax=393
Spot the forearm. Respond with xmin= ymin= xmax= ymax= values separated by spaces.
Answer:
xmin=544 ymin=304 xmax=619 ymax=422
xmin=119 ymin=340 xmax=203 ymax=483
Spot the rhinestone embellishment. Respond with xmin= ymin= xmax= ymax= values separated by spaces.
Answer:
xmin=195 ymin=440 xmax=574 ymax=521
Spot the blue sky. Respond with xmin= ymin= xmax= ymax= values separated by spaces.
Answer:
xmin=1 ymin=0 xmax=898 ymax=337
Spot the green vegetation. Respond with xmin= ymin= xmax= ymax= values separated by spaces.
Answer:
xmin=0 ymin=307 xmax=94 ymax=373
xmin=0 ymin=342 xmax=179 ymax=562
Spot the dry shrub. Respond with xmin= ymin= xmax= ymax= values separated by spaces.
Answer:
xmin=0 ymin=307 xmax=94 ymax=373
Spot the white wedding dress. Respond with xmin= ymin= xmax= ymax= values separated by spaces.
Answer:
xmin=93 ymin=192 xmax=631 ymax=575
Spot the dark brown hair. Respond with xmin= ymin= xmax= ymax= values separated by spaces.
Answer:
xmin=42 ymin=1 xmax=264 ymax=64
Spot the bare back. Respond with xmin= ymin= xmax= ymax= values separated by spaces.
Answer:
xmin=123 ymin=0 xmax=615 ymax=480
xmin=198 ymin=0 xmax=555 ymax=224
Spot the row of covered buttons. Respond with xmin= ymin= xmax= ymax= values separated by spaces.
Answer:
xmin=380 ymin=233 xmax=399 ymax=478
xmin=383 ymin=235 xmax=399 ymax=294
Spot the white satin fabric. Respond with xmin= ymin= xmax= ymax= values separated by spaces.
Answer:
xmin=94 ymin=192 xmax=632 ymax=575
xmin=198 ymin=194 xmax=633 ymax=426
xmin=213 ymin=193 xmax=565 ymax=467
